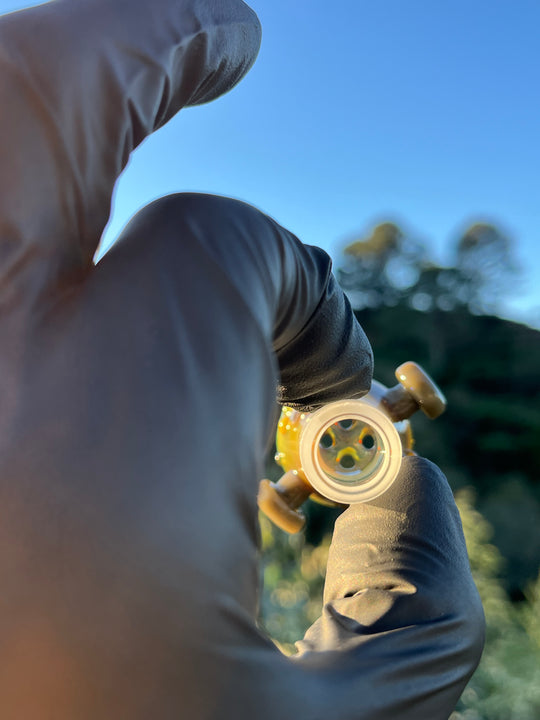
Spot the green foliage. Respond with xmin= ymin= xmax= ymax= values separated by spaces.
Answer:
xmin=522 ymin=571 xmax=540 ymax=651
xmin=259 ymin=513 xmax=330 ymax=655
xmin=451 ymin=490 xmax=540 ymax=720
xmin=479 ymin=480 xmax=540 ymax=599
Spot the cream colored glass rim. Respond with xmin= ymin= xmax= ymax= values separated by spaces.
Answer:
xmin=298 ymin=399 xmax=403 ymax=504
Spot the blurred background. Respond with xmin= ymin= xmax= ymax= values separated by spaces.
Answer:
xmin=2 ymin=0 xmax=539 ymax=717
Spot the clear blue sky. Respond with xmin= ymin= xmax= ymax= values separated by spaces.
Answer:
xmin=2 ymin=0 xmax=539 ymax=328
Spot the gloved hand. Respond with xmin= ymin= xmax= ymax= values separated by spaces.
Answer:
xmin=0 ymin=2 xmax=483 ymax=718
xmin=296 ymin=455 xmax=485 ymax=720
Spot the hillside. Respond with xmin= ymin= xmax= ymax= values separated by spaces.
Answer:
xmin=354 ymin=306 xmax=540 ymax=597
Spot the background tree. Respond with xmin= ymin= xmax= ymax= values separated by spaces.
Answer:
xmin=453 ymin=223 xmax=519 ymax=314
xmin=339 ymin=222 xmax=426 ymax=309
xmin=338 ymin=220 xmax=519 ymax=315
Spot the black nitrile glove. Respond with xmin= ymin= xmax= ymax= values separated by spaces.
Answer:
xmin=0 ymin=2 xmax=482 ymax=718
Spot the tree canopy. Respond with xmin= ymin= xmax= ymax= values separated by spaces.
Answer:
xmin=339 ymin=220 xmax=519 ymax=315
